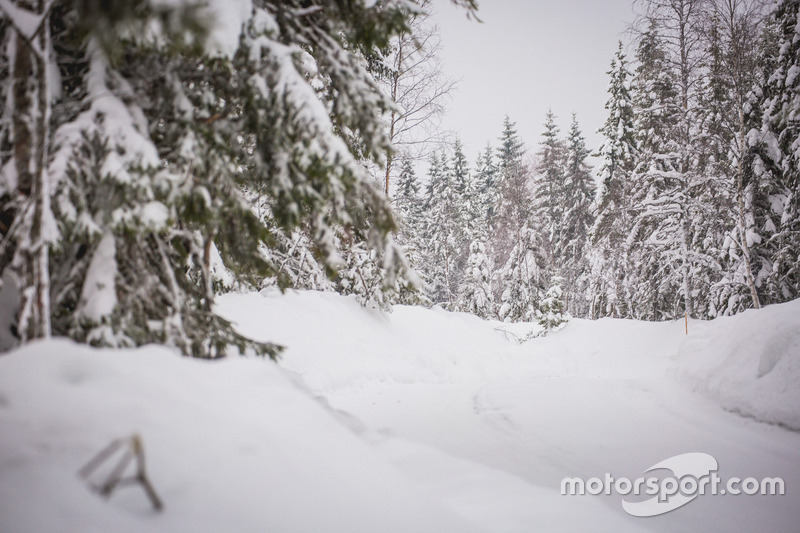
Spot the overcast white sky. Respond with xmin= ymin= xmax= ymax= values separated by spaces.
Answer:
xmin=431 ymin=0 xmax=637 ymax=169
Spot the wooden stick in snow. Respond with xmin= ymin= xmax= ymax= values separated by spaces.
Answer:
xmin=79 ymin=434 xmax=163 ymax=511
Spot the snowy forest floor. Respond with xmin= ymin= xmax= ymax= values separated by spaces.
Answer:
xmin=1 ymin=290 xmax=798 ymax=532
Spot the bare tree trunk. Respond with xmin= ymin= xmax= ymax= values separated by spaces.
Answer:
xmin=680 ymin=211 xmax=695 ymax=318
xmin=384 ymin=118 xmax=394 ymax=196
xmin=384 ymin=35 xmax=402 ymax=197
xmin=379 ymin=3 xmax=454 ymax=196
xmin=443 ymin=246 xmax=453 ymax=309
xmin=8 ymin=0 xmax=52 ymax=341
xmin=676 ymin=0 xmax=697 ymax=318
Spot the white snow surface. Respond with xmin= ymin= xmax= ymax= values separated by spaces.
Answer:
xmin=676 ymin=298 xmax=800 ymax=431
xmin=77 ymin=232 xmax=117 ymax=322
xmin=0 ymin=340 xmax=480 ymax=533
xmin=1 ymin=289 xmax=799 ymax=532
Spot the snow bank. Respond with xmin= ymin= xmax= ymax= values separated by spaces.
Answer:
xmin=533 ymin=316 xmax=686 ymax=379
xmin=0 ymin=340 xmax=480 ymax=533
xmin=676 ymin=299 xmax=800 ymax=430
xmin=4 ymin=289 xmax=796 ymax=532
xmin=216 ymin=289 xmax=533 ymax=390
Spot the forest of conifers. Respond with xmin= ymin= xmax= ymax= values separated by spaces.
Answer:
xmin=0 ymin=0 xmax=798 ymax=357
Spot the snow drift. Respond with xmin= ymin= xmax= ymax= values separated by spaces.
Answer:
xmin=676 ymin=298 xmax=800 ymax=430
xmin=0 ymin=340 xmax=480 ymax=533
xmin=1 ymin=289 xmax=798 ymax=533
xmin=214 ymin=288 xmax=534 ymax=391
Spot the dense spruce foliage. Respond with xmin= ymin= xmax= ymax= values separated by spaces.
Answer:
xmin=0 ymin=0 xmax=476 ymax=356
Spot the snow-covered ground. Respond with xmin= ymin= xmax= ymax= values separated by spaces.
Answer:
xmin=676 ymin=300 xmax=800 ymax=431
xmin=1 ymin=290 xmax=798 ymax=532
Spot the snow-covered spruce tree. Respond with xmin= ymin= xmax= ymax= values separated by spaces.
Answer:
xmin=496 ymin=116 xmax=525 ymax=181
xmin=395 ymin=158 xmax=424 ymax=231
xmin=459 ymin=162 xmax=486 ymax=243
xmin=537 ymin=277 xmax=567 ymax=334
xmin=458 ymin=240 xmax=494 ymax=318
xmin=334 ymin=237 xmax=391 ymax=310
xmin=747 ymin=0 xmax=800 ymax=305
xmin=448 ymin=138 xmax=474 ymax=282
xmin=498 ymin=226 xmax=543 ymax=323
xmin=394 ymin=157 xmax=425 ymax=255
xmin=421 ymin=152 xmax=461 ymax=308
xmin=419 ymin=139 xmax=480 ymax=311
xmin=700 ymin=0 xmax=766 ymax=315
xmin=533 ymin=109 xmax=567 ymax=267
xmin=391 ymin=158 xmax=429 ymax=304
xmin=450 ymin=138 xmax=470 ymax=198
xmin=449 ymin=140 xmax=496 ymax=316
xmin=493 ymin=116 xmax=531 ymax=267
xmin=262 ymin=224 xmax=332 ymax=294
xmin=0 ymin=0 xmax=461 ymax=356
xmin=630 ymin=0 xmax=719 ymax=320
xmin=626 ymin=20 xmax=683 ymax=320
xmin=561 ymin=114 xmax=596 ymax=317
xmin=474 ymin=142 xmax=499 ymax=236
xmin=493 ymin=117 xmax=545 ymax=322
xmin=591 ymin=42 xmax=637 ymax=318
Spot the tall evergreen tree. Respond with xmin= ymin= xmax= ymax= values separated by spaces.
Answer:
xmin=474 ymin=142 xmax=499 ymax=236
xmin=493 ymin=117 xmax=545 ymax=321
xmin=395 ymin=158 xmax=424 ymax=234
xmin=451 ymin=138 xmax=470 ymax=197
xmin=392 ymin=158 xmax=429 ymax=304
xmin=422 ymin=152 xmax=461 ymax=308
xmin=748 ymin=0 xmax=800 ymax=304
xmin=561 ymin=114 xmax=596 ymax=316
xmin=497 ymin=225 xmax=543 ymax=323
xmin=497 ymin=116 xmax=525 ymax=178
xmin=639 ymin=0 xmax=721 ymax=320
xmin=701 ymin=0 xmax=766 ymax=315
xmin=627 ymin=20 xmax=684 ymax=320
xmin=591 ymin=42 xmax=637 ymax=317
xmin=493 ymin=116 xmax=531 ymax=269
xmin=533 ymin=110 xmax=568 ymax=266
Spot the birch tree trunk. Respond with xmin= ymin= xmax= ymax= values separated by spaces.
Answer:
xmin=6 ymin=0 xmax=52 ymax=341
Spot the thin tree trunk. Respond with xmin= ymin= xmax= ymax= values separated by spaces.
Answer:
xmin=384 ymin=37 xmax=403 ymax=197
xmin=202 ymin=231 xmax=216 ymax=307
xmin=677 ymin=0 xmax=694 ymax=319
xmin=384 ymin=133 xmax=393 ymax=196
xmin=680 ymin=209 xmax=694 ymax=318
xmin=9 ymin=1 xmax=52 ymax=341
